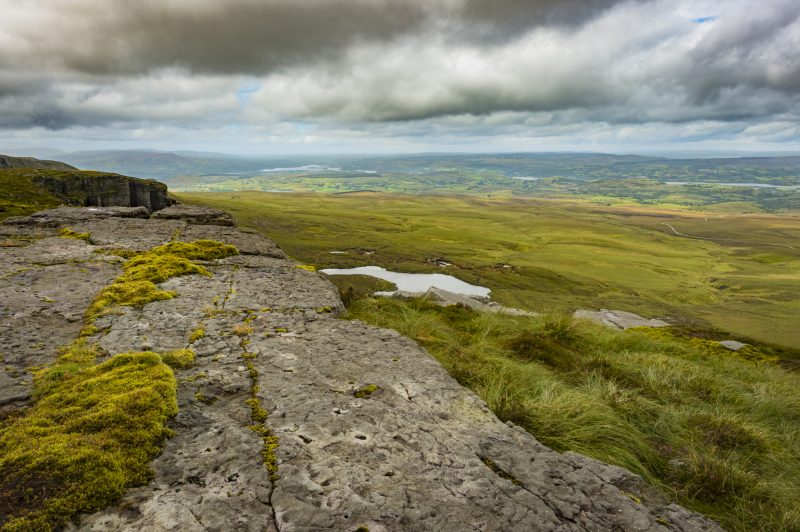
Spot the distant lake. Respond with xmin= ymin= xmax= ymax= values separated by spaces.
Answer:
xmin=511 ymin=176 xmax=540 ymax=181
xmin=320 ymin=266 xmax=491 ymax=298
xmin=665 ymin=181 xmax=799 ymax=189
xmin=260 ymin=165 xmax=342 ymax=172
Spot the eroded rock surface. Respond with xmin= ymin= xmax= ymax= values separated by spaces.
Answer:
xmin=1 ymin=207 xmax=721 ymax=531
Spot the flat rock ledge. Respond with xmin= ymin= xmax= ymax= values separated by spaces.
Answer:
xmin=1 ymin=207 xmax=721 ymax=531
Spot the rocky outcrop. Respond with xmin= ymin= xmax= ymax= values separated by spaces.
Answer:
xmin=31 ymin=171 xmax=169 ymax=212
xmin=0 ymin=207 xmax=721 ymax=531
xmin=0 ymin=155 xmax=170 ymax=212
xmin=151 ymin=204 xmax=236 ymax=226
xmin=0 ymin=154 xmax=77 ymax=170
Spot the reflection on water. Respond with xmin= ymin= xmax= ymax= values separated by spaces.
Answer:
xmin=320 ymin=265 xmax=491 ymax=297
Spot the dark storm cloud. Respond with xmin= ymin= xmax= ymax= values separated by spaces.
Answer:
xmin=0 ymin=0 xmax=798 ymax=148
xmin=1 ymin=0 xmax=631 ymax=76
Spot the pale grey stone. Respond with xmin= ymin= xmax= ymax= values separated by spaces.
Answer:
xmin=2 ymin=207 xmax=721 ymax=532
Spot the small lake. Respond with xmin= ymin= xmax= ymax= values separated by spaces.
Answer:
xmin=320 ymin=266 xmax=491 ymax=298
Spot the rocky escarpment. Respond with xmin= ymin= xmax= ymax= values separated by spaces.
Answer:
xmin=0 ymin=155 xmax=170 ymax=214
xmin=0 ymin=206 xmax=722 ymax=531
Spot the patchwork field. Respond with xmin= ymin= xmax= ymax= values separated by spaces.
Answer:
xmin=177 ymin=191 xmax=800 ymax=349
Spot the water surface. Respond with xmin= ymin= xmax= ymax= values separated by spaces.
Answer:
xmin=320 ymin=266 xmax=491 ymax=297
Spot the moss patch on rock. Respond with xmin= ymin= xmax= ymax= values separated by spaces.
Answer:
xmin=58 ymin=227 xmax=91 ymax=242
xmin=85 ymin=239 xmax=238 ymax=322
xmin=160 ymin=349 xmax=196 ymax=370
xmin=0 ymin=352 xmax=177 ymax=531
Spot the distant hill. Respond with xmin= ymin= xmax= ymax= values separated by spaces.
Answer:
xmin=59 ymin=150 xmax=276 ymax=180
xmin=0 ymin=154 xmax=77 ymax=171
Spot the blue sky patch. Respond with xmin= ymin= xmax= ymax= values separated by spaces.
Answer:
xmin=691 ymin=16 xmax=717 ymax=24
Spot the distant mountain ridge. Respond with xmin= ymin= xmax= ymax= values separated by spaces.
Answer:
xmin=0 ymin=154 xmax=77 ymax=171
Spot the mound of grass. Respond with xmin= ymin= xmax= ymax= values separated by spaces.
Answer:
xmin=346 ymin=296 xmax=800 ymax=531
xmin=0 ymin=349 xmax=177 ymax=531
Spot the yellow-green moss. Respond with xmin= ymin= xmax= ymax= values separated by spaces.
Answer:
xmin=0 ymin=352 xmax=176 ymax=531
xmin=188 ymin=326 xmax=205 ymax=344
xmin=354 ymin=384 xmax=379 ymax=399
xmin=194 ymin=392 xmax=215 ymax=405
xmin=58 ymin=227 xmax=91 ymax=242
xmin=148 ymin=240 xmax=238 ymax=261
xmin=245 ymin=397 xmax=269 ymax=423
xmin=295 ymin=264 xmax=316 ymax=272
xmin=84 ymin=240 xmax=238 ymax=323
xmin=160 ymin=349 xmax=196 ymax=370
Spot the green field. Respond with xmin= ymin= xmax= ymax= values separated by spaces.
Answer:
xmin=177 ymin=191 xmax=800 ymax=350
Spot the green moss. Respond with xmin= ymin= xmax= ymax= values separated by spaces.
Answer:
xmin=121 ymin=254 xmax=209 ymax=284
xmin=295 ymin=264 xmax=316 ymax=272
xmin=58 ymin=227 xmax=91 ymax=242
xmin=194 ymin=392 xmax=215 ymax=405
xmin=148 ymin=240 xmax=239 ymax=261
xmin=245 ymin=398 xmax=269 ymax=423
xmin=0 ymin=352 xmax=176 ymax=531
xmin=188 ymin=326 xmax=205 ymax=344
xmin=86 ymin=280 xmax=176 ymax=322
xmin=275 ymin=327 xmax=288 ymax=334
xmin=160 ymin=349 xmax=196 ymax=370
xmin=240 ymin=344 xmax=280 ymax=482
xmin=354 ymin=384 xmax=379 ymax=399
xmin=84 ymin=240 xmax=238 ymax=323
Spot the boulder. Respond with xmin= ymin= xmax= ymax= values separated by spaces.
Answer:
xmin=719 ymin=340 xmax=747 ymax=351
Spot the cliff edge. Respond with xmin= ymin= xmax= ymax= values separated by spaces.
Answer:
xmin=0 ymin=206 xmax=721 ymax=531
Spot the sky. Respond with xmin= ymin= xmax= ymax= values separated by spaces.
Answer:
xmin=1 ymin=0 xmax=799 ymax=156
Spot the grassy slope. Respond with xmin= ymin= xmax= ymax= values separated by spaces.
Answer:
xmin=344 ymin=297 xmax=800 ymax=531
xmin=177 ymin=191 xmax=800 ymax=349
xmin=0 ymin=169 xmax=63 ymax=220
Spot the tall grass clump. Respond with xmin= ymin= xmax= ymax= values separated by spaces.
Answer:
xmin=346 ymin=296 xmax=800 ymax=531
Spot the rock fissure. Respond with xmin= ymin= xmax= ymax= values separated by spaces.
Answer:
xmin=0 ymin=206 xmax=723 ymax=532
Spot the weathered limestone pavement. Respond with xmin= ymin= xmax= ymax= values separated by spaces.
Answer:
xmin=0 ymin=206 xmax=722 ymax=531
